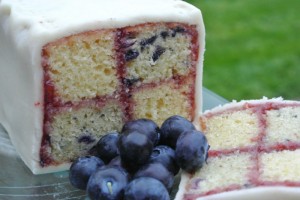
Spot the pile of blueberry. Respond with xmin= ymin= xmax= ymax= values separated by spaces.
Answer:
xmin=69 ymin=115 xmax=210 ymax=200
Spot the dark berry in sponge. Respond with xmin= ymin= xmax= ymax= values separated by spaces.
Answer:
xmin=95 ymin=131 xmax=119 ymax=164
xmin=107 ymin=155 xmax=122 ymax=168
xmin=118 ymin=130 xmax=153 ymax=173
xmin=133 ymin=162 xmax=174 ymax=192
xmin=175 ymin=130 xmax=209 ymax=173
xmin=149 ymin=145 xmax=180 ymax=175
xmin=124 ymin=177 xmax=170 ymax=200
xmin=87 ymin=166 xmax=128 ymax=200
xmin=121 ymin=118 xmax=160 ymax=146
xmin=69 ymin=156 xmax=104 ymax=190
xmin=160 ymin=115 xmax=196 ymax=148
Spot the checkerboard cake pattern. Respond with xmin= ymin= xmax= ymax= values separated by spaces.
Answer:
xmin=183 ymin=99 xmax=300 ymax=199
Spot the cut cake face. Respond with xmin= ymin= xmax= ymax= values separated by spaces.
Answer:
xmin=176 ymin=98 xmax=300 ymax=200
xmin=41 ymin=22 xmax=200 ymax=168
xmin=0 ymin=0 xmax=205 ymax=174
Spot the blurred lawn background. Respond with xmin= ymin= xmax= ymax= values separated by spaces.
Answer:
xmin=186 ymin=0 xmax=300 ymax=101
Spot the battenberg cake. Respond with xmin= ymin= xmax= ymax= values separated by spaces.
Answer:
xmin=175 ymin=97 xmax=300 ymax=200
xmin=0 ymin=0 xmax=205 ymax=174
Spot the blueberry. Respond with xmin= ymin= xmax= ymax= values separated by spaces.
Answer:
xmin=108 ymin=155 xmax=122 ymax=167
xmin=118 ymin=130 xmax=153 ymax=173
xmin=171 ymin=26 xmax=186 ymax=37
xmin=77 ymin=134 xmax=95 ymax=144
xmin=175 ymin=130 xmax=209 ymax=173
xmin=140 ymin=35 xmax=157 ymax=51
xmin=160 ymin=31 xmax=169 ymax=39
xmin=140 ymin=35 xmax=157 ymax=46
xmin=95 ymin=132 xmax=119 ymax=164
xmin=87 ymin=166 xmax=128 ymax=200
xmin=121 ymin=119 xmax=160 ymax=146
xmin=124 ymin=177 xmax=170 ymax=200
xmin=160 ymin=115 xmax=196 ymax=149
xmin=123 ymin=77 xmax=140 ymax=87
xmin=120 ymin=38 xmax=136 ymax=48
xmin=152 ymin=45 xmax=165 ymax=62
xmin=149 ymin=145 xmax=180 ymax=175
xmin=134 ymin=162 xmax=174 ymax=191
xmin=125 ymin=49 xmax=139 ymax=61
xmin=69 ymin=156 xmax=104 ymax=190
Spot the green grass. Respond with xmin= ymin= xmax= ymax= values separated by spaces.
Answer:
xmin=186 ymin=0 xmax=300 ymax=100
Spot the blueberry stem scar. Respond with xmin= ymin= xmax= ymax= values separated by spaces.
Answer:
xmin=107 ymin=181 xmax=113 ymax=195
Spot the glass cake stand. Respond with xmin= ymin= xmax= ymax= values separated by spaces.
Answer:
xmin=0 ymin=88 xmax=228 ymax=200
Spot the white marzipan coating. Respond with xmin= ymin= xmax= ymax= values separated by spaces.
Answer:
xmin=0 ymin=0 xmax=205 ymax=174
xmin=176 ymin=172 xmax=300 ymax=200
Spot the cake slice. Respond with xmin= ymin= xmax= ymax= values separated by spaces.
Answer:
xmin=176 ymin=97 xmax=300 ymax=200
xmin=0 ymin=0 xmax=205 ymax=174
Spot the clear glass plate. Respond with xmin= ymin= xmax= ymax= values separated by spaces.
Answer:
xmin=0 ymin=88 xmax=228 ymax=200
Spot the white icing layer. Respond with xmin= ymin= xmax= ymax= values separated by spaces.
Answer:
xmin=0 ymin=0 xmax=205 ymax=174
xmin=176 ymin=173 xmax=300 ymax=200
